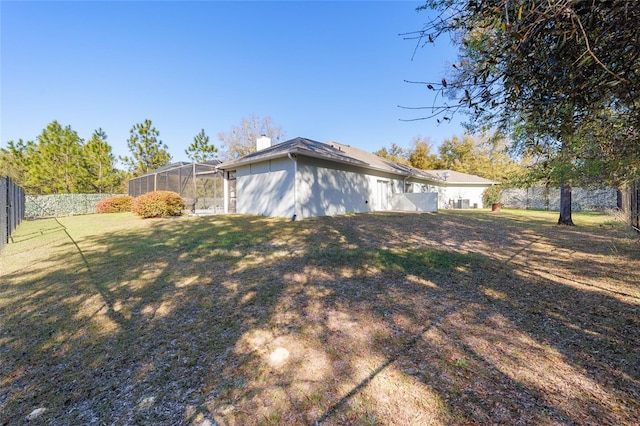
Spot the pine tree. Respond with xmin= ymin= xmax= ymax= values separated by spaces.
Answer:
xmin=120 ymin=119 xmax=171 ymax=176
xmin=30 ymin=121 xmax=85 ymax=194
xmin=83 ymin=128 xmax=124 ymax=193
xmin=185 ymin=129 xmax=218 ymax=163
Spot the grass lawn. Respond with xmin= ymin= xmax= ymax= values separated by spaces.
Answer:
xmin=1 ymin=209 xmax=639 ymax=425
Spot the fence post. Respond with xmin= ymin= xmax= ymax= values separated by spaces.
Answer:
xmin=0 ymin=177 xmax=25 ymax=252
xmin=1 ymin=177 xmax=7 ymax=250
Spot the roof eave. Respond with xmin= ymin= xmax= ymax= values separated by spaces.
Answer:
xmin=217 ymin=146 xmax=497 ymax=185
xmin=218 ymin=147 xmax=372 ymax=170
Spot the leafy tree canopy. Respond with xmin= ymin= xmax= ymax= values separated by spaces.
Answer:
xmin=0 ymin=139 xmax=31 ymax=186
xmin=218 ymin=116 xmax=285 ymax=160
xmin=405 ymin=0 xmax=640 ymax=224
xmin=408 ymin=0 xmax=639 ymax=132
xmin=375 ymin=133 xmax=521 ymax=182
xmin=408 ymin=136 xmax=443 ymax=170
xmin=374 ymin=143 xmax=410 ymax=166
xmin=2 ymin=122 xmax=126 ymax=194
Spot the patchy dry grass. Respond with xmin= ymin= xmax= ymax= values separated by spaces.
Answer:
xmin=1 ymin=209 xmax=639 ymax=425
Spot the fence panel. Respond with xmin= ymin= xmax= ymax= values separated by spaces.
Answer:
xmin=25 ymin=193 xmax=125 ymax=218
xmin=501 ymin=187 xmax=617 ymax=211
xmin=1 ymin=176 xmax=26 ymax=252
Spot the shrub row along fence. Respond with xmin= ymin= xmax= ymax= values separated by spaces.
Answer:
xmin=1 ymin=177 xmax=25 ymax=252
xmin=26 ymin=193 xmax=126 ymax=219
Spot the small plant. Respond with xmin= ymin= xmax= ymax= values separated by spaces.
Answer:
xmin=96 ymin=195 xmax=134 ymax=213
xmin=482 ymin=184 xmax=502 ymax=207
xmin=132 ymin=191 xmax=184 ymax=218
xmin=454 ymin=358 xmax=469 ymax=369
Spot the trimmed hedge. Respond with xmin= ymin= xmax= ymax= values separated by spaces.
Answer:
xmin=132 ymin=191 xmax=184 ymax=218
xmin=96 ymin=195 xmax=134 ymax=213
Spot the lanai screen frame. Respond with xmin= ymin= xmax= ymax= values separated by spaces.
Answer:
xmin=128 ymin=161 xmax=224 ymax=212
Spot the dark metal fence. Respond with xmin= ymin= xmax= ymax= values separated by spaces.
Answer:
xmin=128 ymin=161 xmax=224 ymax=213
xmin=1 ymin=176 xmax=26 ymax=252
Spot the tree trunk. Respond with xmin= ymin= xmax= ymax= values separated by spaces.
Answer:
xmin=558 ymin=185 xmax=574 ymax=225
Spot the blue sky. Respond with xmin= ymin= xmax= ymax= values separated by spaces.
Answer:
xmin=1 ymin=1 xmax=465 ymax=164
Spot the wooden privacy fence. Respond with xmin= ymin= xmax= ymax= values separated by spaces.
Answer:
xmin=1 ymin=177 xmax=26 ymax=252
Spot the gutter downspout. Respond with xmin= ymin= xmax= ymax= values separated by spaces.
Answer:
xmin=287 ymin=153 xmax=298 ymax=220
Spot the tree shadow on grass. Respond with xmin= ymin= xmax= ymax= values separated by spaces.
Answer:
xmin=1 ymin=212 xmax=638 ymax=425
xmin=1 ymin=215 xmax=292 ymax=424
xmin=300 ymin=213 xmax=639 ymax=425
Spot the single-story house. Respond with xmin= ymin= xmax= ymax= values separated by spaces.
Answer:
xmin=217 ymin=137 xmax=498 ymax=219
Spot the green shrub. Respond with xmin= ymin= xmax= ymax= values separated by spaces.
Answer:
xmin=482 ymin=185 xmax=503 ymax=207
xmin=96 ymin=195 xmax=134 ymax=213
xmin=132 ymin=191 xmax=184 ymax=218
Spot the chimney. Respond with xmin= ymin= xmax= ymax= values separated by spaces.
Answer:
xmin=256 ymin=134 xmax=271 ymax=151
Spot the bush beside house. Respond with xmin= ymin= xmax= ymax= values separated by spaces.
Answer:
xmin=482 ymin=185 xmax=502 ymax=208
xmin=96 ymin=195 xmax=134 ymax=213
xmin=131 ymin=191 xmax=184 ymax=218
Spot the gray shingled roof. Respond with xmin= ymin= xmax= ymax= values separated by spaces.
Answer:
xmin=218 ymin=137 xmax=369 ymax=169
xmin=218 ymin=137 xmax=498 ymax=185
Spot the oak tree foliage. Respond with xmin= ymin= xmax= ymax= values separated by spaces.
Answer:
xmin=405 ymin=0 xmax=640 ymax=224
xmin=408 ymin=136 xmax=443 ymax=170
xmin=374 ymin=143 xmax=410 ymax=166
xmin=375 ymin=133 xmax=521 ymax=182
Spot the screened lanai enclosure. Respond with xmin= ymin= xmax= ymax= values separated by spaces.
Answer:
xmin=128 ymin=161 xmax=224 ymax=214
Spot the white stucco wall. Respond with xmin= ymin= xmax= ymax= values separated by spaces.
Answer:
xmin=297 ymin=157 xmax=405 ymax=218
xmin=233 ymin=154 xmax=492 ymax=218
xmin=439 ymin=185 xmax=489 ymax=208
xmin=391 ymin=193 xmax=438 ymax=212
xmin=236 ymin=157 xmax=295 ymax=217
